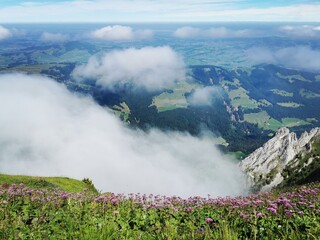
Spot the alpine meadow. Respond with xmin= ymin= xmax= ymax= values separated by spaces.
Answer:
xmin=0 ymin=0 xmax=320 ymax=239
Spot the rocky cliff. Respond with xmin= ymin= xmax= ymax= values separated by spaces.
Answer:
xmin=240 ymin=127 xmax=320 ymax=192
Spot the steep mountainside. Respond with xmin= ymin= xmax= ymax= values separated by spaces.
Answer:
xmin=240 ymin=127 xmax=320 ymax=192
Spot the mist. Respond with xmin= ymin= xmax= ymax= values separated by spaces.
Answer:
xmin=247 ymin=46 xmax=320 ymax=72
xmin=90 ymin=25 xmax=153 ymax=41
xmin=188 ymin=86 xmax=221 ymax=106
xmin=0 ymin=25 xmax=12 ymax=40
xmin=40 ymin=32 xmax=70 ymax=42
xmin=0 ymin=73 xmax=248 ymax=197
xmin=72 ymin=46 xmax=186 ymax=91
xmin=174 ymin=26 xmax=258 ymax=38
xmin=279 ymin=25 xmax=320 ymax=38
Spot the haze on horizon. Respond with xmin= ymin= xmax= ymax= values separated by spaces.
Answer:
xmin=0 ymin=0 xmax=319 ymax=23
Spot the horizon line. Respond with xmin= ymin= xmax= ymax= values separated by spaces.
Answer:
xmin=1 ymin=21 xmax=320 ymax=24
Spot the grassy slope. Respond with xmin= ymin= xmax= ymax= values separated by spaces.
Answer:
xmin=0 ymin=174 xmax=96 ymax=193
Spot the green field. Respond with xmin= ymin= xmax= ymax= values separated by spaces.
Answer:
xmin=220 ymin=78 xmax=241 ymax=88
xmin=307 ymin=118 xmax=318 ymax=123
xmin=5 ymin=64 xmax=60 ymax=74
xmin=0 ymin=174 xmax=97 ymax=193
xmin=270 ymin=89 xmax=293 ymax=97
xmin=243 ymin=111 xmax=281 ymax=131
xmin=213 ymin=136 xmax=229 ymax=147
xmin=276 ymin=72 xmax=311 ymax=83
xmin=243 ymin=111 xmax=271 ymax=127
xmin=31 ymin=48 xmax=90 ymax=63
xmin=243 ymin=111 xmax=310 ymax=131
xmin=277 ymin=102 xmax=304 ymax=108
xmin=150 ymin=79 xmax=200 ymax=112
xmin=59 ymin=49 xmax=91 ymax=63
xmin=113 ymin=102 xmax=131 ymax=122
xmin=299 ymin=89 xmax=320 ymax=99
xmin=226 ymin=151 xmax=247 ymax=160
xmin=228 ymin=87 xmax=259 ymax=109
xmin=281 ymin=118 xmax=310 ymax=128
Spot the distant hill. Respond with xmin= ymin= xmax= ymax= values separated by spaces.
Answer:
xmin=0 ymin=174 xmax=98 ymax=194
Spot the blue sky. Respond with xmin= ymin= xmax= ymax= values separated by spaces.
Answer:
xmin=0 ymin=0 xmax=319 ymax=23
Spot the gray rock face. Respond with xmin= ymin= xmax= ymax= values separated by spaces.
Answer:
xmin=240 ymin=127 xmax=320 ymax=192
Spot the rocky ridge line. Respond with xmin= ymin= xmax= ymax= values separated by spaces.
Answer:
xmin=240 ymin=127 xmax=320 ymax=192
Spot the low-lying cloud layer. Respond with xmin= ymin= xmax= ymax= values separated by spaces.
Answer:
xmin=0 ymin=74 xmax=248 ymax=197
xmin=188 ymin=86 xmax=221 ymax=106
xmin=279 ymin=25 xmax=320 ymax=38
xmin=73 ymin=46 xmax=186 ymax=91
xmin=0 ymin=25 xmax=12 ymax=40
xmin=174 ymin=27 xmax=257 ymax=38
xmin=90 ymin=25 xmax=153 ymax=41
xmin=40 ymin=32 xmax=70 ymax=42
xmin=247 ymin=46 xmax=320 ymax=72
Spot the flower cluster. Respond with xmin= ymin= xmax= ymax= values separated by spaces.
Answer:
xmin=0 ymin=182 xmax=319 ymax=239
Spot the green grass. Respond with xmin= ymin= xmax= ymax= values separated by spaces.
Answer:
xmin=31 ymin=48 xmax=90 ymax=64
xmin=243 ymin=111 xmax=282 ymax=131
xmin=113 ymin=102 xmax=131 ymax=122
xmin=281 ymin=118 xmax=310 ymax=128
xmin=226 ymin=151 xmax=247 ymax=160
xmin=221 ymin=78 xmax=241 ymax=88
xmin=264 ymin=118 xmax=283 ymax=131
xmin=243 ymin=112 xmax=310 ymax=131
xmin=276 ymin=72 xmax=311 ymax=83
xmin=277 ymin=102 xmax=304 ymax=108
xmin=299 ymin=89 xmax=320 ymax=99
xmin=258 ymin=99 xmax=272 ymax=107
xmin=150 ymin=79 xmax=200 ymax=112
xmin=270 ymin=89 xmax=293 ymax=97
xmin=58 ymin=49 xmax=91 ymax=63
xmin=228 ymin=87 xmax=259 ymax=109
xmin=5 ymin=64 xmax=60 ymax=74
xmin=1 ymin=181 xmax=319 ymax=239
xmin=243 ymin=111 xmax=272 ymax=128
xmin=213 ymin=136 xmax=229 ymax=147
xmin=0 ymin=174 xmax=97 ymax=194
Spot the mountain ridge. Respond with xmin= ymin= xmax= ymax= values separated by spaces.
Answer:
xmin=240 ymin=127 xmax=320 ymax=192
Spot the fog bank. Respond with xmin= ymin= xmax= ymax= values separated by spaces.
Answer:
xmin=247 ymin=46 xmax=320 ymax=72
xmin=0 ymin=74 xmax=248 ymax=197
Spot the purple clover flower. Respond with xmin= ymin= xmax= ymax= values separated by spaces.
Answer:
xmin=267 ymin=207 xmax=277 ymax=214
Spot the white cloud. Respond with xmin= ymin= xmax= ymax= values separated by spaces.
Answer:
xmin=188 ymin=86 xmax=221 ymax=106
xmin=174 ymin=27 xmax=258 ymax=38
xmin=0 ymin=25 xmax=12 ymax=40
xmin=247 ymin=46 xmax=320 ymax=72
xmin=40 ymin=32 xmax=69 ymax=42
xmin=90 ymin=25 xmax=153 ymax=41
xmin=0 ymin=73 xmax=248 ymax=197
xmin=174 ymin=27 xmax=202 ymax=38
xmin=279 ymin=25 xmax=320 ymax=38
xmin=72 ymin=46 xmax=186 ymax=91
